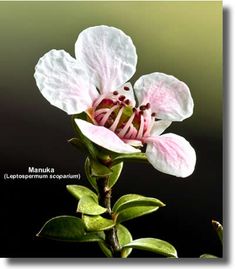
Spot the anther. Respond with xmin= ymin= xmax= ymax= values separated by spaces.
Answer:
xmin=118 ymin=95 xmax=126 ymax=101
xmin=151 ymin=112 xmax=156 ymax=117
xmin=145 ymin=103 xmax=150 ymax=109
xmin=125 ymin=99 xmax=130 ymax=105
xmin=132 ymin=107 xmax=137 ymax=112
xmin=139 ymin=105 xmax=146 ymax=111
xmin=113 ymin=91 xmax=118 ymax=95
xmin=124 ymin=86 xmax=130 ymax=91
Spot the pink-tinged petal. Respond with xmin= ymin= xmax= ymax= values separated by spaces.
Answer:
xmin=150 ymin=120 xmax=172 ymax=136
xmin=34 ymin=49 xmax=99 ymax=115
xmin=116 ymin=82 xmax=136 ymax=106
xmin=75 ymin=119 xmax=140 ymax=154
xmin=75 ymin=25 xmax=137 ymax=94
xmin=134 ymin=72 xmax=194 ymax=121
xmin=145 ymin=133 xmax=196 ymax=177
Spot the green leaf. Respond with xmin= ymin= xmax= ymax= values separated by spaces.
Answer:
xmin=115 ymin=205 xmax=159 ymax=224
xmin=77 ymin=195 xmax=107 ymax=215
xmin=37 ymin=215 xmax=104 ymax=242
xmin=83 ymin=215 xmax=115 ymax=231
xmin=212 ymin=220 xmax=223 ymax=244
xmin=123 ymin=238 xmax=178 ymax=258
xmin=112 ymin=152 xmax=148 ymax=165
xmin=68 ymin=137 xmax=85 ymax=151
xmin=85 ymin=157 xmax=98 ymax=191
xmin=117 ymin=224 xmax=133 ymax=258
xmin=66 ymin=185 xmax=98 ymax=201
xmin=112 ymin=194 xmax=165 ymax=213
xmin=98 ymin=241 xmax=113 ymax=257
xmin=107 ymin=162 xmax=123 ymax=188
xmin=89 ymin=158 xmax=112 ymax=177
xmin=200 ymin=254 xmax=218 ymax=258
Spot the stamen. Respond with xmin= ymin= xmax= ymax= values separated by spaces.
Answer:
xmin=93 ymin=95 xmax=107 ymax=110
xmin=113 ymin=91 xmax=118 ymax=95
xmin=109 ymin=106 xmax=125 ymax=132
xmin=136 ymin=114 xmax=145 ymax=139
xmin=94 ymin=108 xmax=109 ymax=117
xmin=144 ymin=117 xmax=155 ymax=137
xmin=151 ymin=112 xmax=156 ymax=117
xmin=124 ymin=86 xmax=130 ymax=91
xmin=125 ymin=99 xmax=130 ymax=105
xmin=139 ymin=105 xmax=146 ymax=111
xmin=118 ymin=112 xmax=136 ymax=138
xmin=124 ymin=124 xmax=136 ymax=139
xmin=99 ymin=105 xmax=119 ymax=126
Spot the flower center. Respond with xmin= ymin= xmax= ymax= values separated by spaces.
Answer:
xmin=90 ymin=91 xmax=156 ymax=143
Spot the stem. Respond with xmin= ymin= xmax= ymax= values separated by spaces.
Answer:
xmin=97 ymin=177 xmax=121 ymax=257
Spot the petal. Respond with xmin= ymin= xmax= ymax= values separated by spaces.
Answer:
xmin=145 ymin=133 xmax=196 ymax=177
xmin=134 ymin=72 xmax=194 ymax=121
xmin=34 ymin=49 xmax=99 ymax=115
xmin=117 ymin=82 xmax=136 ymax=106
xmin=150 ymin=120 xmax=172 ymax=136
xmin=75 ymin=119 xmax=140 ymax=154
xmin=75 ymin=25 xmax=137 ymax=94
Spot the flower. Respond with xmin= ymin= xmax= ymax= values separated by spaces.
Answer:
xmin=34 ymin=25 xmax=196 ymax=178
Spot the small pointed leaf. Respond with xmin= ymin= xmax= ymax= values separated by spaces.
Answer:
xmin=123 ymin=238 xmax=178 ymax=258
xmin=85 ymin=157 xmax=98 ymax=191
xmin=113 ymin=194 xmax=165 ymax=213
xmin=37 ymin=215 xmax=104 ymax=242
xmin=77 ymin=195 xmax=107 ymax=215
xmin=212 ymin=220 xmax=223 ymax=244
xmin=200 ymin=254 xmax=218 ymax=258
xmin=89 ymin=158 xmax=112 ymax=177
xmin=117 ymin=224 xmax=133 ymax=258
xmin=108 ymin=162 xmax=123 ymax=188
xmin=98 ymin=241 xmax=113 ymax=257
xmin=68 ymin=137 xmax=85 ymax=151
xmin=116 ymin=205 xmax=159 ymax=224
xmin=66 ymin=185 xmax=97 ymax=201
xmin=83 ymin=215 xmax=115 ymax=231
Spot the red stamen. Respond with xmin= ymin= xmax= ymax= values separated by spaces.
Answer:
xmin=113 ymin=91 xmax=118 ymax=95
xmin=124 ymin=86 xmax=130 ymax=91
xmin=118 ymin=95 xmax=126 ymax=101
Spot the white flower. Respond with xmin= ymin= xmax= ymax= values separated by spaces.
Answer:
xmin=34 ymin=25 xmax=196 ymax=178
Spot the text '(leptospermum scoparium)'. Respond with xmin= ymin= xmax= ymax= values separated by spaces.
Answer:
xmin=34 ymin=25 xmax=196 ymax=258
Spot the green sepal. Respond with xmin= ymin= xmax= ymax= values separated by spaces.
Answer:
xmin=112 ymin=194 xmax=165 ymax=213
xmin=67 ymin=137 xmax=85 ymax=151
xmin=83 ymin=215 xmax=115 ymax=231
xmin=85 ymin=157 xmax=99 ymax=191
xmin=89 ymin=158 xmax=112 ymax=177
xmin=212 ymin=220 xmax=223 ymax=244
xmin=66 ymin=185 xmax=98 ymax=201
xmin=36 ymin=215 xmax=105 ymax=242
xmin=123 ymin=238 xmax=178 ymax=258
xmin=112 ymin=152 xmax=148 ymax=165
xmin=112 ymin=194 xmax=165 ymax=224
xmin=77 ymin=195 xmax=107 ymax=215
xmin=200 ymin=254 xmax=218 ymax=258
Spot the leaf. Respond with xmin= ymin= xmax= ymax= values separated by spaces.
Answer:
xmin=37 ymin=215 xmax=104 ymax=242
xmin=84 ymin=157 xmax=98 ymax=191
xmin=83 ymin=215 xmax=115 ymax=231
xmin=77 ymin=195 xmax=107 ymax=215
xmin=68 ymin=137 xmax=85 ymax=151
xmin=200 ymin=254 xmax=218 ymax=258
xmin=66 ymin=185 xmax=98 ymax=201
xmin=112 ymin=152 xmax=148 ymax=165
xmin=112 ymin=194 xmax=165 ymax=213
xmin=212 ymin=220 xmax=223 ymax=244
xmin=89 ymin=158 xmax=112 ymax=177
xmin=116 ymin=224 xmax=133 ymax=258
xmin=123 ymin=238 xmax=178 ymax=258
xmin=107 ymin=162 xmax=123 ymax=188
xmin=98 ymin=241 xmax=113 ymax=257
xmin=116 ymin=206 xmax=159 ymax=224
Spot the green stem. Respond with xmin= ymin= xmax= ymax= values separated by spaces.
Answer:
xmin=97 ymin=177 xmax=121 ymax=256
